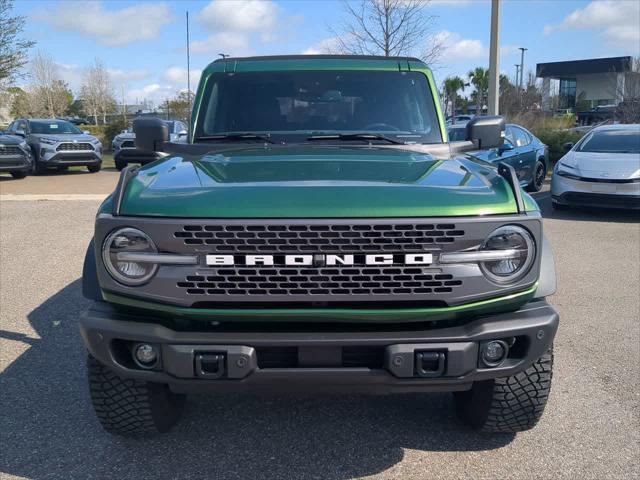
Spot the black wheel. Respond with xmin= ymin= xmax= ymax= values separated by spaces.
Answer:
xmin=87 ymin=164 xmax=101 ymax=173
xmin=11 ymin=171 xmax=27 ymax=179
xmin=31 ymin=147 xmax=45 ymax=174
xmin=455 ymin=348 xmax=553 ymax=433
xmin=87 ymin=355 xmax=185 ymax=436
xmin=115 ymin=159 xmax=126 ymax=171
xmin=527 ymin=160 xmax=546 ymax=192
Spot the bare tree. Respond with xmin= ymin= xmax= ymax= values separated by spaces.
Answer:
xmin=81 ymin=58 xmax=116 ymax=124
xmin=28 ymin=50 xmax=70 ymax=117
xmin=607 ymin=57 xmax=640 ymax=123
xmin=330 ymin=0 xmax=442 ymax=64
xmin=0 ymin=0 xmax=35 ymax=87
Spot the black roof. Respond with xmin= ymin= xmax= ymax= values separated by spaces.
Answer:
xmin=536 ymin=56 xmax=632 ymax=78
xmin=213 ymin=54 xmax=424 ymax=63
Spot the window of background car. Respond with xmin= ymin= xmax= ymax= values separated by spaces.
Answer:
xmin=578 ymin=129 xmax=640 ymax=154
xmin=30 ymin=120 xmax=82 ymax=135
xmin=198 ymin=70 xmax=442 ymax=143
xmin=512 ymin=127 xmax=532 ymax=147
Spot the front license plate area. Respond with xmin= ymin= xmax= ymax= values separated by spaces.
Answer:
xmin=591 ymin=183 xmax=616 ymax=194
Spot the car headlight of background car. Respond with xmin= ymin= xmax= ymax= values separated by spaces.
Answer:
xmin=39 ymin=138 xmax=57 ymax=145
xmin=102 ymin=228 xmax=159 ymax=286
xmin=554 ymin=161 xmax=581 ymax=180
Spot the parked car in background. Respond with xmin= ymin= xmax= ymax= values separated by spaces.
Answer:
xmin=6 ymin=119 xmax=103 ymax=173
xmin=58 ymin=116 xmax=92 ymax=126
xmin=113 ymin=119 xmax=188 ymax=170
xmin=0 ymin=130 xmax=33 ymax=179
xmin=551 ymin=124 xmax=640 ymax=210
xmin=448 ymin=123 xmax=549 ymax=192
xmin=446 ymin=114 xmax=474 ymax=125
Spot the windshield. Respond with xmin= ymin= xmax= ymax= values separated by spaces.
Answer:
xmin=197 ymin=70 xmax=442 ymax=143
xmin=578 ymin=128 xmax=640 ymax=153
xmin=31 ymin=120 xmax=82 ymax=135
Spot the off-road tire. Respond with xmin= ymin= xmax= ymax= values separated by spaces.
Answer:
xmin=526 ymin=160 xmax=546 ymax=192
xmin=87 ymin=164 xmax=101 ymax=173
xmin=11 ymin=171 xmax=27 ymax=179
xmin=87 ymin=355 xmax=185 ymax=436
xmin=455 ymin=348 xmax=553 ymax=433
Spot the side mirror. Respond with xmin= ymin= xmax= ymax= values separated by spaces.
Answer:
xmin=466 ymin=116 xmax=505 ymax=149
xmin=498 ymin=143 xmax=515 ymax=155
xmin=562 ymin=142 xmax=574 ymax=152
xmin=133 ymin=118 xmax=169 ymax=152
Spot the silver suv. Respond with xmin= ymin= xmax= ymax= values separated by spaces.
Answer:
xmin=112 ymin=120 xmax=187 ymax=170
xmin=7 ymin=119 xmax=103 ymax=173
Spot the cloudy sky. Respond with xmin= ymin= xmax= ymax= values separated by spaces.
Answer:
xmin=12 ymin=0 xmax=640 ymax=105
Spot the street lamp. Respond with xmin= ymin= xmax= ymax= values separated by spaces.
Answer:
xmin=518 ymin=47 xmax=528 ymax=91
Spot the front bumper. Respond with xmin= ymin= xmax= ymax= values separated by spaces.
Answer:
xmin=551 ymin=174 xmax=640 ymax=209
xmin=39 ymin=149 xmax=102 ymax=166
xmin=0 ymin=154 xmax=30 ymax=172
xmin=80 ymin=299 xmax=558 ymax=394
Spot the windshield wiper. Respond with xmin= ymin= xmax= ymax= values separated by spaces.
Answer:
xmin=306 ymin=133 xmax=405 ymax=145
xmin=196 ymin=133 xmax=275 ymax=144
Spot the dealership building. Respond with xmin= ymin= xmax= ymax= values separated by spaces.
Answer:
xmin=536 ymin=56 xmax=638 ymax=111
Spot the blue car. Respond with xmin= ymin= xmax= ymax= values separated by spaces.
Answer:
xmin=448 ymin=123 xmax=549 ymax=192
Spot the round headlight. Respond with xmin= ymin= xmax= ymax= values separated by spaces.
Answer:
xmin=480 ymin=225 xmax=535 ymax=284
xmin=102 ymin=228 xmax=158 ymax=285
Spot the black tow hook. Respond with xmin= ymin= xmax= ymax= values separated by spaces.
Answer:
xmin=415 ymin=351 xmax=446 ymax=378
xmin=195 ymin=353 xmax=226 ymax=379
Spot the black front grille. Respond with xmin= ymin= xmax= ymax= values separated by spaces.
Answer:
xmin=56 ymin=142 xmax=94 ymax=151
xmin=562 ymin=192 xmax=640 ymax=208
xmin=175 ymin=223 xmax=465 ymax=252
xmin=177 ymin=266 xmax=463 ymax=297
xmin=0 ymin=146 xmax=22 ymax=156
xmin=121 ymin=140 xmax=135 ymax=148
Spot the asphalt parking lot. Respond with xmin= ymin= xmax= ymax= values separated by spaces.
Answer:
xmin=0 ymin=171 xmax=638 ymax=480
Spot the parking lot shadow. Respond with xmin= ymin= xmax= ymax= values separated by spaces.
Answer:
xmin=1 ymin=280 xmax=513 ymax=480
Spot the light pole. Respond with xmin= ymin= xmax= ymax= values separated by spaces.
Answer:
xmin=514 ymin=64 xmax=520 ymax=85
xmin=518 ymin=47 xmax=528 ymax=91
xmin=487 ymin=0 xmax=501 ymax=116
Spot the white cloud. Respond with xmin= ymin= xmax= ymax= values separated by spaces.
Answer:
xmin=436 ymin=31 xmax=486 ymax=60
xmin=199 ymin=0 xmax=278 ymax=32
xmin=45 ymin=2 xmax=173 ymax=47
xmin=544 ymin=0 xmax=640 ymax=48
xmin=302 ymin=37 xmax=342 ymax=55
xmin=190 ymin=32 xmax=252 ymax=56
xmin=191 ymin=0 xmax=294 ymax=57
xmin=435 ymin=31 xmax=521 ymax=62
xmin=163 ymin=67 xmax=202 ymax=87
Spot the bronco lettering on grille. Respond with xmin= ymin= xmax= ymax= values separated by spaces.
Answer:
xmin=205 ymin=253 xmax=433 ymax=267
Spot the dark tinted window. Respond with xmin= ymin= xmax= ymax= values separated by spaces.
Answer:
xmin=578 ymin=128 xmax=640 ymax=154
xmin=197 ymin=70 xmax=442 ymax=143
xmin=30 ymin=120 xmax=81 ymax=134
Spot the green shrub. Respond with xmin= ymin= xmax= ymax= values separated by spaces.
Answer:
xmin=534 ymin=128 xmax=584 ymax=164
xmin=80 ymin=121 xmax=127 ymax=151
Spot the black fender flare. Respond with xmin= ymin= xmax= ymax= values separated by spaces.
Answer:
xmin=535 ymin=234 xmax=557 ymax=299
xmin=82 ymin=238 xmax=102 ymax=301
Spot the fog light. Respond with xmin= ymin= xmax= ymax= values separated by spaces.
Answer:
xmin=133 ymin=343 xmax=159 ymax=368
xmin=481 ymin=340 xmax=508 ymax=367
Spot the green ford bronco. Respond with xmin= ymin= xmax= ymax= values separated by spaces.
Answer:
xmin=81 ymin=55 xmax=558 ymax=436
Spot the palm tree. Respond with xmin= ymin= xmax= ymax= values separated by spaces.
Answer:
xmin=468 ymin=67 xmax=489 ymax=116
xmin=443 ymin=76 xmax=466 ymax=117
